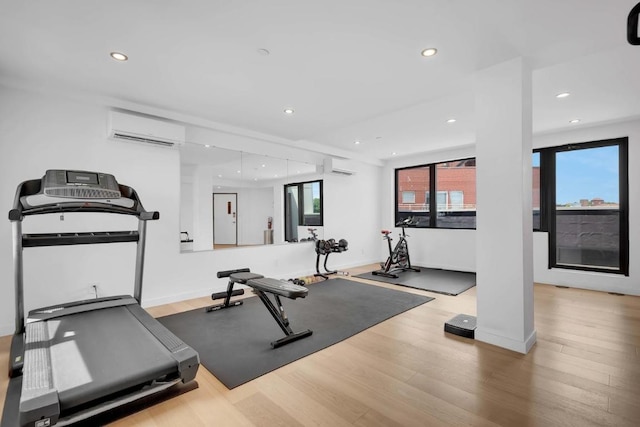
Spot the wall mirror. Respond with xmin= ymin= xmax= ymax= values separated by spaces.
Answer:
xmin=180 ymin=142 xmax=322 ymax=252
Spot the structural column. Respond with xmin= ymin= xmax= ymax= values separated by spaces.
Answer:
xmin=474 ymin=57 xmax=536 ymax=353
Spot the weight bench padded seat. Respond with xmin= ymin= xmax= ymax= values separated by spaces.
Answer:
xmin=244 ymin=277 xmax=309 ymax=299
xmin=229 ymin=272 xmax=265 ymax=284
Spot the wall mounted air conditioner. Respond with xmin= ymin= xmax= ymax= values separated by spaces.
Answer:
xmin=108 ymin=111 xmax=186 ymax=147
xmin=323 ymin=158 xmax=356 ymax=176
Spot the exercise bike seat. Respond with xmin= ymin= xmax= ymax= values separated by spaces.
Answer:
xmin=381 ymin=230 xmax=391 ymax=235
xmin=246 ymin=277 xmax=309 ymax=299
xmin=229 ymin=272 xmax=264 ymax=284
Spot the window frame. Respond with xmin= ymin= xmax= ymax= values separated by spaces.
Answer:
xmin=284 ymin=179 xmax=324 ymax=242
xmin=395 ymin=157 xmax=476 ymax=229
xmin=537 ymin=137 xmax=628 ymax=275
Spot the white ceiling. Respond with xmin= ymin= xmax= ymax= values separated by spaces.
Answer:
xmin=2 ymin=0 xmax=639 ymax=161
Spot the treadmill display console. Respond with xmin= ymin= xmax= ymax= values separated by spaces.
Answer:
xmin=44 ymin=170 xmax=121 ymax=199
xmin=22 ymin=169 xmax=135 ymax=208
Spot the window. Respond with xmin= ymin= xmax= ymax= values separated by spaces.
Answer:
xmin=395 ymin=158 xmax=476 ymax=229
xmin=535 ymin=138 xmax=628 ymax=275
xmin=284 ymin=180 xmax=323 ymax=242
xmin=436 ymin=191 xmax=448 ymax=210
xmin=449 ymin=191 xmax=464 ymax=209
xmin=532 ymin=151 xmax=541 ymax=231
xmin=402 ymin=191 xmax=416 ymax=204
xmin=396 ymin=166 xmax=430 ymax=226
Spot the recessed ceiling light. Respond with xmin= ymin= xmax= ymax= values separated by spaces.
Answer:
xmin=204 ymin=144 xmax=211 ymax=148
xmin=556 ymin=92 xmax=571 ymax=99
xmin=257 ymin=48 xmax=270 ymax=56
xmin=446 ymin=118 xmax=457 ymax=123
xmin=421 ymin=48 xmax=438 ymax=57
xmin=261 ymin=164 xmax=266 ymax=168
xmin=284 ymin=108 xmax=294 ymax=114
xmin=569 ymin=119 xmax=581 ymax=124
xmin=217 ymin=174 xmax=223 ymax=178
xmin=354 ymin=140 xmax=361 ymax=145
xmin=392 ymin=152 xmax=397 ymax=156
xmin=236 ymin=170 xmax=241 ymax=174
xmin=110 ymin=52 xmax=128 ymax=61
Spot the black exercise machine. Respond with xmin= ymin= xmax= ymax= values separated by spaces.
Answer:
xmin=211 ymin=269 xmax=313 ymax=348
xmin=373 ymin=216 xmax=420 ymax=279
xmin=314 ymin=238 xmax=348 ymax=279
xmin=3 ymin=170 xmax=199 ymax=427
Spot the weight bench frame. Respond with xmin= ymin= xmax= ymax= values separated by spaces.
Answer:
xmin=205 ymin=268 xmax=257 ymax=312
xmin=213 ymin=268 xmax=313 ymax=348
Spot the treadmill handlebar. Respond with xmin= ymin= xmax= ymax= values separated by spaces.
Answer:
xmin=9 ymin=179 xmax=159 ymax=221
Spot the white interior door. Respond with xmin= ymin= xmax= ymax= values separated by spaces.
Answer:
xmin=213 ymin=193 xmax=237 ymax=245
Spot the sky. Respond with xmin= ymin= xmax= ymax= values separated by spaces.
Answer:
xmin=533 ymin=145 xmax=619 ymax=205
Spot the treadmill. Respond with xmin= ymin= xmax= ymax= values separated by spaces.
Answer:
xmin=3 ymin=170 xmax=199 ymax=427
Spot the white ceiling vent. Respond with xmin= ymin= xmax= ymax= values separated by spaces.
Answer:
xmin=323 ymin=158 xmax=356 ymax=176
xmin=108 ymin=111 xmax=185 ymax=147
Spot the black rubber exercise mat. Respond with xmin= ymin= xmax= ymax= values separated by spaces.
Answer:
xmin=356 ymin=267 xmax=476 ymax=296
xmin=158 ymin=278 xmax=433 ymax=389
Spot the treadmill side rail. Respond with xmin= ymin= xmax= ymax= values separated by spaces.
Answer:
xmin=19 ymin=322 xmax=60 ymax=427
xmin=127 ymin=304 xmax=200 ymax=383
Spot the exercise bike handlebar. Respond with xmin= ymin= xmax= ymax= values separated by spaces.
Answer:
xmin=395 ymin=215 xmax=420 ymax=228
xmin=378 ymin=216 xmax=420 ymax=239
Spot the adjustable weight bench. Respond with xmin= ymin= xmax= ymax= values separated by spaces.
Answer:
xmin=212 ymin=268 xmax=313 ymax=348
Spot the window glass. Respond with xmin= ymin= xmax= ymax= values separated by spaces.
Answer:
xmin=303 ymin=182 xmax=321 ymax=215
xmin=435 ymin=159 xmax=476 ymax=228
xmin=395 ymin=159 xmax=475 ymax=229
xmin=554 ymin=145 xmax=620 ymax=270
xmin=396 ymin=166 xmax=430 ymax=226
xmin=533 ymin=152 xmax=541 ymax=230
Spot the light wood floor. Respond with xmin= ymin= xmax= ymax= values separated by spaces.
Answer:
xmin=2 ymin=264 xmax=639 ymax=426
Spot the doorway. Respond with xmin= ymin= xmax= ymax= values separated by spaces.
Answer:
xmin=213 ymin=193 xmax=237 ymax=247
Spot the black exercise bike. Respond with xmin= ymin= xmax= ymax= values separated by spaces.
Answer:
xmin=373 ymin=216 xmax=420 ymax=279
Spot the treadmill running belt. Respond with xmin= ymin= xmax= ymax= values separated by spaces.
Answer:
xmin=28 ymin=305 xmax=177 ymax=411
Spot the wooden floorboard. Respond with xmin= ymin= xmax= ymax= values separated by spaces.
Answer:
xmin=1 ymin=263 xmax=639 ymax=426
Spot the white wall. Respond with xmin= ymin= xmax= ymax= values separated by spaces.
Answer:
xmin=321 ymin=164 xmax=382 ymax=266
xmin=0 ymin=84 xmax=383 ymax=335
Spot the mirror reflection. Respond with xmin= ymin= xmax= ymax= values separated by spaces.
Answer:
xmin=179 ymin=143 xmax=322 ymax=252
xmin=284 ymin=180 xmax=323 ymax=243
